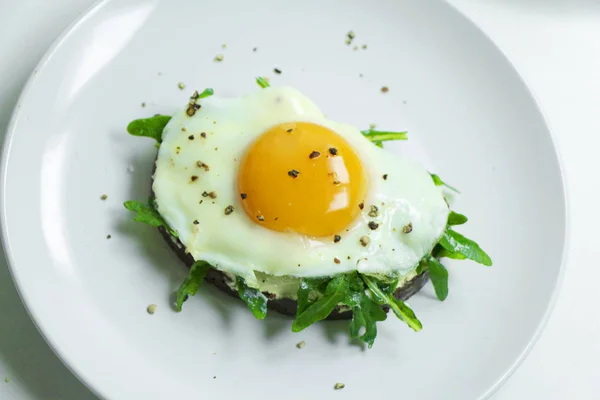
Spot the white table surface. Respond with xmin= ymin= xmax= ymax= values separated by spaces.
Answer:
xmin=1 ymin=0 xmax=599 ymax=398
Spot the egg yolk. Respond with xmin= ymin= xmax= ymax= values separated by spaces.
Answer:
xmin=237 ymin=122 xmax=367 ymax=237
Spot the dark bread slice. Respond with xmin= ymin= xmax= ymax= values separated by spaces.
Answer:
xmin=159 ymin=226 xmax=429 ymax=320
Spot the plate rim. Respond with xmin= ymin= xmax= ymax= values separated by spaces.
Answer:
xmin=0 ymin=0 xmax=111 ymax=398
xmin=440 ymin=3 xmax=571 ymax=398
xmin=0 ymin=0 xmax=571 ymax=399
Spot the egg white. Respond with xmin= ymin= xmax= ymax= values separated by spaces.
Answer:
xmin=153 ymin=87 xmax=449 ymax=287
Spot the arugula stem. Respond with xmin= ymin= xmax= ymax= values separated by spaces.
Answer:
xmin=361 ymin=129 xmax=408 ymax=143
xmin=430 ymin=173 xmax=460 ymax=193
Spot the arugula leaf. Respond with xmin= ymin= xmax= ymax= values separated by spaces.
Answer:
xmin=342 ymin=273 xmax=387 ymax=348
xmin=376 ymin=278 xmax=400 ymax=296
xmin=346 ymin=291 xmax=387 ymax=348
xmin=361 ymin=275 xmax=422 ymax=332
xmin=430 ymin=173 xmax=460 ymax=193
xmin=124 ymin=198 xmax=178 ymax=237
xmin=447 ymin=211 xmax=468 ymax=226
xmin=296 ymin=277 xmax=330 ymax=315
xmin=292 ymin=274 xmax=349 ymax=332
xmin=346 ymin=271 xmax=366 ymax=292
xmin=361 ymin=129 xmax=408 ymax=146
xmin=295 ymin=273 xmax=387 ymax=347
xmin=256 ymin=77 xmax=270 ymax=88
xmin=439 ymin=228 xmax=492 ymax=266
xmin=427 ymin=257 xmax=449 ymax=301
xmin=432 ymin=245 xmax=467 ymax=260
xmin=175 ymin=261 xmax=211 ymax=311
xmin=126 ymin=115 xmax=171 ymax=143
xmin=196 ymin=88 xmax=214 ymax=99
xmin=237 ymin=278 xmax=268 ymax=320
xmin=126 ymin=90 xmax=212 ymax=143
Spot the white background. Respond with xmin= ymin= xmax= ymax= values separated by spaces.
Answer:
xmin=0 ymin=0 xmax=598 ymax=398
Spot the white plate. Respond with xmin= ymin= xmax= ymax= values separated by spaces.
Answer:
xmin=0 ymin=0 xmax=568 ymax=399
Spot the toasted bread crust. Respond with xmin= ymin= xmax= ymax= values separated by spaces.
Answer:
xmin=158 ymin=227 xmax=429 ymax=319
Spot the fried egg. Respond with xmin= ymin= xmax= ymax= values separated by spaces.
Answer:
xmin=152 ymin=86 xmax=449 ymax=287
